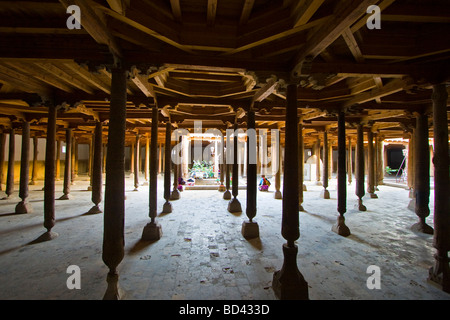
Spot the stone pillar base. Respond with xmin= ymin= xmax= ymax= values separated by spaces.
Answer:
xmin=320 ymin=189 xmax=330 ymax=199
xmin=30 ymin=231 xmax=59 ymax=244
xmin=58 ymin=194 xmax=72 ymax=200
xmin=223 ymin=190 xmax=231 ymax=200
xmin=274 ymin=190 xmax=282 ymax=199
xmin=315 ymin=181 xmax=322 ymax=186
xmin=228 ymin=197 xmax=242 ymax=213
xmin=303 ymin=184 xmax=307 ymax=191
xmin=241 ymin=220 xmax=259 ymax=239
xmin=15 ymin=201 xmax=33 ymax=214
xmin=142 ymin=181 xmax=149 ymax=186
xmin=218 ymin=185 xmax=226 ymax=192
xmin=103 ymin=272 xmax=123 ymax=300
xmin=369 ymin=192 xmax=378 ymax=199
xmin=355 ymin=198 xmax=366 ymax=211
xmin=142 ymin=222 xmax=162 ymax=241
xmin=332 ymin=215 xmax=351 ymax=237
xmin=29 ymin=181 xmax=36 ymax=185
xmin=162 ymin=201 xmax=172 ymax=214
xmin=87 ymin=186 xmax=92 ymax=191
xmin=428 ymin=251 xmax=450 ymax=293
xmin=272 ymin=244 xmax=309 ymax=300
xmin=87 ymin=205 xmax=102 ymax=214
xmin=170 ymin=189 xmax=180 ymax=200
xmin=411 ymin=221 xmax=434 ymax=235
xmin=407 ymin=199 xmax=415 ymax=211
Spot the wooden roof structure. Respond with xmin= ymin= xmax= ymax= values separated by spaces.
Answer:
xmin=0 ymin=0 xmax=449 ymax=146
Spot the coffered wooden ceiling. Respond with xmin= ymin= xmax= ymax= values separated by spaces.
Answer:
xmin=0 ymin=0 xmax=449 ymax=146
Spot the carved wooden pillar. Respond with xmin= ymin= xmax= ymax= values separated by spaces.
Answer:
xmin=315 ymin=136 xmax=321 ymax=185
xmin=162 ymin=122 xmax=172 ymax=213
xmin=218 ymin=132 xmax=226 ymax=191
xmin=71 ymin=137 xmax=77 ymax=184
xmin=242 ymin=108 xmax=258 ymax=239
xmin=0 ymin=132 xmax=5 ymax=191
xmin=42 ymin=103 xmax=58 ymax=240
xmin=102 ymin=67 xmax=127 ymax=300
xmin=30 ymin=135 xmax=38 ymax=185
xmin=321 ymin=130 xmax=330 ymax=199
xmin=129 ymin=140 xmax=135 ymax=179
xmin=170 ymin=132 xmax=180 ymax=200
xmin=407 ymin=130 xmax=415 ymax=199
xmin=367 ymin=129 xmax=377 ymax=198
xmin=59 ymin=128 xmax=73 ymax=200
xmin=332 ymin=111 xmax=351 ymax=237
xmin=223 ymin=129 xmax=231 ymax=200
xmin=412 ymin=111 xmax=433 ymax=234
xmin=298 ymin=118 xmax=305 ymax=211
xmin=133 ymin=133 xmax=140 ymax=191
xmin=274 ymin=131 xmax=282 ymax=200
xmin=142 ymin=105 xmax=162 ymax=240
xmin=4 ymin=128 xmax=15 ymax=199
xmin=87 ymin=123 xmax=102 ymax=214
xmin=355 ymin=123 xmax=366 ymax=211
xmin=347 ymin=137 xmax=353 ymax=184
xmin=228 ymin=120 xmax=242 ymax=213
xmin=428 ymin=83 xmax=450 ymax=293
xmin=55 ymin=138 xmax=61 ymax=181
xmin=376 ymin=133 xmax=384 ymax=186
xmin=15 ymin=121 xmax=32 ymax=213
xmin=158 ymin=142 xmax=162 ymax=175
xmin=272 ymin=83 xmax=308 ymax=300
xmin=144 ymin=135 xmax=149 ymax=185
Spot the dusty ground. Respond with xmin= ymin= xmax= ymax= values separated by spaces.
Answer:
xmin=0 ymin=174 xmax=448 ymax=300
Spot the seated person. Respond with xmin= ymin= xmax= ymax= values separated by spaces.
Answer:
xmin=258 ymin=175 xmax=271 ymax=191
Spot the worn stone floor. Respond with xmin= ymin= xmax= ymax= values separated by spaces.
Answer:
xmin=0 ymin=174 xmax=449 ymax=300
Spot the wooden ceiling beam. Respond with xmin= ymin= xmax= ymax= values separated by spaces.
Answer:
xmin=169 ymin=0 xmax=182 ymax=22
xmin=292 ymin=0 xmax=325 ymax=27
xmin=63 ymin=63 xmax=111 ymax=94
xmin=207 ymin=0 xmax=218 ymax=26
xmin=292 ymin=0 xmax=374 ymax=76
xmin=59 ymin=0 xmax=122 ymax=59
xmin=239 ymin=0 xmax=255 ymax=26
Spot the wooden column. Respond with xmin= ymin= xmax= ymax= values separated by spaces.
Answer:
xmin=428 ymin=83 xmax=450 ymax=293
xmin=0 ymin=132 xmax=5 ymax=191
xmin=321 ymin=130 xmax=330 ymax=199
xmin=332 ymin=111 xmax=351 ymax=237
xmin=170 ymin=133 xmax=181 ymax=200
xmin=87 ymin=123 xmax=102 ymax=214
xmin=55 ymin=138 xmax=61 ymax=181
xmin=42 ymin=103 xmax=58 ymax=240
xmin=142 ymin=105 xmax=162 ymax=240
xmin=218 ymin=132 xmax=226 ymax=191
xmin=411 ymin=111 xmax=433 ymax=234
xmin=274 ymin=132 xmax=282 ymax=200
xmin=315 ymin=136 xmax=321 ymax=185
xmin=407 ymin=130 xmax=415 ymax=199
xmin=228 ymin=120 xmax=242 ymax=213
xmin=162 ymin=122 xmax=172 ymax=213
xmin=30 ymin=135 xmax=38 ymax=185
xmin=272 ymin=83 xmax=308 ymax=300
xmin=158 ymin=142 xmax=162 ymax=175
xmin=223 ymin=130 xmax=231 ymax=200
xmin=347 ymin=137 xmax=353 ymax=184
xmin=15 ymin=121 xmax=32 ymax=213
xmin=4 ymin=128 xmax=15 ymax=199
xmin=355 ymin=123 xmax=367 ymax=211
xmin=298 ymin=119 xmax=305 ymax=211
xmin=144 ymin=135 xmax=149 ymax=185
xmin=129 ymin=140 xmax=135 ymax=178
xmin=102 ymin=67 xmax=127 ymax=300
xmin=59 ymin=128 xmax=73 ymax=200
xmin=367 ymin=129 xmax=377 ymax=198
xmin=242 ymin=109 xmax=258 ymax=239
xmin=87 ymin=135 xmax=94 ymax=191
xmin=71 ymin=137 xmax=77 ymax=184
xmin=133 ymin=133 xmax=140 ymax=191
xmin=376 ymin=133 xmax=384 ymax=186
